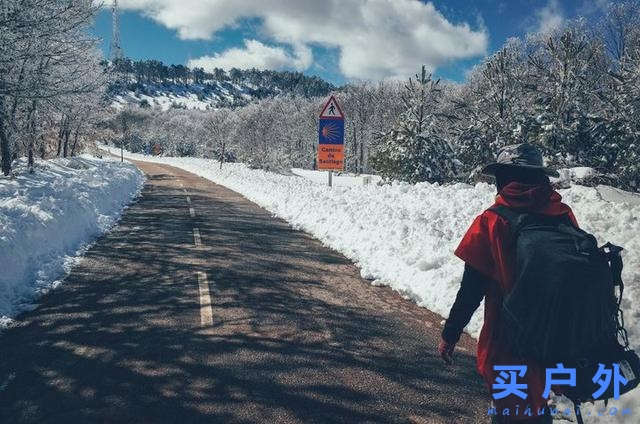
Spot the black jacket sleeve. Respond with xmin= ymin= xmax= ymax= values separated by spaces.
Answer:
xmin=441 ymin=264 xmax=487 ymax=344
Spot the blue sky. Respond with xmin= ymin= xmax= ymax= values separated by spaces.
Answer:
xmin=91 ymin=0 xmax=605 ymax=85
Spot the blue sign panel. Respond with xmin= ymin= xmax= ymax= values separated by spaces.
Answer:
xmin=318 ymin=118 xmax=344 ymax=145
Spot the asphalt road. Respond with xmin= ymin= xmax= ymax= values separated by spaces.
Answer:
xmin=0 ymin=160 xmax=488 ymax=423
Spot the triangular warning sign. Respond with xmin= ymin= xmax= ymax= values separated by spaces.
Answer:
xmin=319 ymin=95 xmax=344 ymax=119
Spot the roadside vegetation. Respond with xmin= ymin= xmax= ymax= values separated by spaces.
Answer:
xmin=0 ymin=0 xmax=107 ymax=176
xmin=107 ymin=2 xmax=640 ymax=191
xmin=3 ymin=1 xmax=640 ymax=193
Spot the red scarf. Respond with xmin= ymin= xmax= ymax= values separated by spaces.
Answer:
xmin=496 ymin=182 xmax=573 ymax=217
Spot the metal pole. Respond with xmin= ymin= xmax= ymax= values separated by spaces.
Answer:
xmin=328 ymin=171 xmax=333 ymax=187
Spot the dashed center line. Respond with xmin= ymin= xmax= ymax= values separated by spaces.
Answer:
xmin=197 ymin=271 xmax=213 ymax=326
xmin=184 ymin=183 xmax=210 ymax=328
xmin=193 ymin=228 xmax=201 ymax=246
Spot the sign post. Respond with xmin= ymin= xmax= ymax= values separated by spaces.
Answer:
xmin=317 ymin=95 xmax=344 ymax=186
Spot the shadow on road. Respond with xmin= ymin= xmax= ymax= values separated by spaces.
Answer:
xmin=0 ymin=165 xmax=488 ymax=423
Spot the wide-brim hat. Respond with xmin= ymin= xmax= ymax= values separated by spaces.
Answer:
xmin=481 ymin=143 xmax=559 ymax=178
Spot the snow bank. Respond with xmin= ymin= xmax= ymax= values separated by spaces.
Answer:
xmin=0 ymin=156 xmax=144 ymax=326
xmin=555 ymin=166 xmax=599 ymax=185
xmin=291 ymin=168 xmax=383 ymax=187
xmin=103 ymin=145 xmax=640 ymax=421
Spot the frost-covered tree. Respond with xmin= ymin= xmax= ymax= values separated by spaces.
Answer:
xmin=203 ymin=109 xmax=233 ymax=167
xmin=103 ymin=2 xmax=640 ymax=191
xmin=524 ymin=21 xmax=610 ymax=165
xmin=342 ymin=83 xmax=375 ymax=173
xmin=0 ymin=0 xmax=105 ymax=175
xmin=111 ymin=107 xmax=149 ymax=160
xmin=596 ymin=1 xmax=640 ymax=189
xmin=370 ymin=66 xmax=457 ymax=184
xmin=451 ymin=38 xmax=530 ymax=176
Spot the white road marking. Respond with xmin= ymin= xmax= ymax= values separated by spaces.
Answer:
xmin=183 ymin=189 xmax=187 ymax=194
xmin=193 ymin=228 xmax=201 ymax=246
xmin=197 ymin=272 xmax=213 ymax=326
xmin=189 ymin=207 xmax=195 ymax=218
xmin=186 ymin=196 xmax=191 ymax=204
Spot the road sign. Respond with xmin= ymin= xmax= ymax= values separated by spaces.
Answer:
xmin=319 ymin=95 xmax=344 ymax=119
xmin=318 ymin=119 xmax=344 ymax=144
xmin=318 ymin=96 xmax=344 ymax=171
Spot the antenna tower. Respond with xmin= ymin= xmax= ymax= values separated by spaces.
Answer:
xmin=110 ymin=0 xmax=123 ymax=61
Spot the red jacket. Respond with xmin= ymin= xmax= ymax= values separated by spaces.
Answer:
xmin=455 ymin=182 xmax=578 ymax=416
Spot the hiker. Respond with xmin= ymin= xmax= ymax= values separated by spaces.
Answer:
xmin=438 ymin=143 xmax=576 ymax=423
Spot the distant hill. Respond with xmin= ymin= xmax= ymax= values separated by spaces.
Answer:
xmin=104 ymin=58 xmax=336 ymax=110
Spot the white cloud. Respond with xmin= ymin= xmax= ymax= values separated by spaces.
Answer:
xmin=533 ymin=0 xmax=565 ymax=34
xmin=116 ymin=0 xmax=489 ymax=80
xmin=187 ymin=40 xmax=312 ymax=72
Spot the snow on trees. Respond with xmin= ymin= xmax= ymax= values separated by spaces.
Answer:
xmin=3 ymin=0 xmax=637 ymax=192
xmin=370 ymin=66 xmax=457 ymax=184
xmin=0 ymin=0 xmax=106 ymax=175
xmin=203 ymin=109 xmax=233 ymax=168
xmin=451 ymin=38 xmax=529 ymax=177
xmin=103 ymin=2 xmax=639 ymax=192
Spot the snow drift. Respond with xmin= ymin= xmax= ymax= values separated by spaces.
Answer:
xmin=104 ymin=145 xmax=640 ymax=420
xmin=0 ymin=156 xmax=144 ymax=327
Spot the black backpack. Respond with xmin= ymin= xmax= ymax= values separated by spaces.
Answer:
xmin=489 ymin=205 xmax=640 ymax=405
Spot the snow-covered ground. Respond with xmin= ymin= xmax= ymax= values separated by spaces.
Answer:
xmin=102 ymin=145 xmax=640 ymax=421
xmin=0 ymin=155 xmax=144 ymax=327
xmin=112 ymin=81 xmax=256 ymax=111
xmin=291 ymin=168 xmax=383 ymax=187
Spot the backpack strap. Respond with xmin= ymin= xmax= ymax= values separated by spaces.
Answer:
xmin=487 ymin=205 xmax=528 ymax=236
xmin=487 ymin=205 xmax=520 ymax=224
xmin=488 ymin=205 xmax=574 ymax=235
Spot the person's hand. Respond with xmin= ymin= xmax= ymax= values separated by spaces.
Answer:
xmin=438 ymin=338 xmax=455 ymax=365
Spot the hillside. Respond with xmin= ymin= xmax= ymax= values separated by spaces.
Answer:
xmin=105 ymin=59 xmax=336 ymax=111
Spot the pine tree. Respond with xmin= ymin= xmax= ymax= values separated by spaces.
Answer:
xmin=370 ymin=66 xmax=457 ymax=184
